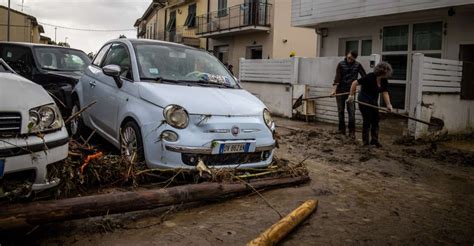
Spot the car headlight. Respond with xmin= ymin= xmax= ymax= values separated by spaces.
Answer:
xmin=263 ymin=109 xmax=274 ymax=129
xmin=163 ymin=105 xmax=189 ymax=129
xmin=28 ymin=104 xmax=63 ymax=133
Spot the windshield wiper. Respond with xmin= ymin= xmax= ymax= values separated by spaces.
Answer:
xmin=178 ymin=79 xmax=233 ymax=88
xmin=42 ymin=67 xmax=60 ymax=71
xmin=141 ymin=77 xmax=188 ymax=84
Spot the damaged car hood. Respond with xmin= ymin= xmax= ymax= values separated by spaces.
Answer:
xmin=44 ymin=70 xmax=83 ymax=81
xmin=0 ymin=73 xmax=53 ymax=111
xmin=137 ymin=82 xmax=266 ymax=116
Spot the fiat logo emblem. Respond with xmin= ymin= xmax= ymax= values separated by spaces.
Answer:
xmin=231 ymin=126 xmax=240 ymax=136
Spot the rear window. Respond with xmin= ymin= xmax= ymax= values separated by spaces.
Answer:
xmin=0 ymin=45 xmax=33 ymax=77
xmin=34 ymin=47 xmax=90 ymax=72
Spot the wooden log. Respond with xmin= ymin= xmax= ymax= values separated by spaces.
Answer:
xmin=247 ymin=200 xmax=318 ymax=246
xmin=0 ymin=175 xmax=310 ymax=230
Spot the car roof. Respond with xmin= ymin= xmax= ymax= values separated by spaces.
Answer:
xmin=0 ymin=41 xmax=87 ymax=53
xmin=109 ymin=38 xmax=200 ymax=51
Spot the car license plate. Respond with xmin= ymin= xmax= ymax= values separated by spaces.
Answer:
xmin=219 ymin=143 xmax=250 ymax=154
xmin=0 ymin=160 xmax=4 ymax=178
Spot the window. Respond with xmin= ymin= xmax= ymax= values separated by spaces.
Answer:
xmin=413 ymin=22 xmax=442 ymax=51
xmin=380 ymin=84 xmax=406 ymax=109
xmin=218 ymin=0 xmax=227 ymax=17
xmin=34 ymin=47 xmax=89 ymax=72
xmin=103 ymin=43 xmax=133 ymax=80
xmin=152 ymin=25 xmax=155 ymax=39
xmin=0 ymin=45 xmax=33 ymax=78
xmin=184 ymin=4 xmax=197 ymax=27
xmin=345 ymin=40 xmax=358 ymax=54
xmin=133 ymin=43 xmax=238 ymax=88
xmin=246 ymin=46 xmax=262 ymax=59
xmin=383 ymin=25 xmax=408 ymax=52
xmin=0 ymin=62 xmax=8 ymax=72
xmin=214 ymin=45 xmax=229 ymax=63
xmin=166 ymin=11 xmax=176 ymax=32
xmin=341 ymin=39 xmax=372 ymax=56
xmin=382 ymin=55 xmax=407 ymax=81
xmin=361 ymin=40 xmax=372 ymax=56
xmin=381 ymin=22 xmax=444 ymax=110
xmin=92 ymin=44 xmax=111 ymax=67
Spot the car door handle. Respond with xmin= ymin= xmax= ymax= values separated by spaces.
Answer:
xmin=89 ymin=81 xmax=97 ymax=87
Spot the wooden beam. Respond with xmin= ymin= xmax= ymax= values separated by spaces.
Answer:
xmin=248 ymin=200 xmax=318 ymax=246
xmin=0 ymin=176 xmax=310 ymax=230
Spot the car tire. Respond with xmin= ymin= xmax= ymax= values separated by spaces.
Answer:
xmin=69 ymin=98 xmax=88 ymax=139
xmin=120 ymin=121 xmax=145 ymax=164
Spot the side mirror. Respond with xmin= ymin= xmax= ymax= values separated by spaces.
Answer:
xmin=102 ymin=64 xmax=123 ymax=88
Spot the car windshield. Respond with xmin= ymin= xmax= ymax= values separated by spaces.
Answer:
xmin=134 ymin=43 xmax=238 ymax=88
xmin=34 ymin=47 xmax=90 ymax=71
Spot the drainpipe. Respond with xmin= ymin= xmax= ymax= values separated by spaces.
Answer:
xmin=206 ymin=0 xmax=210 ymax=51
xmin=7 ymin=0 xmax=11 ymax=41
xmin=164 ymin=8 xmax=168 ymax=41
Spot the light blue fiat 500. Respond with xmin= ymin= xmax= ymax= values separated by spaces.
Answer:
xmin=72 ymin=39 xmax=275 ymax=168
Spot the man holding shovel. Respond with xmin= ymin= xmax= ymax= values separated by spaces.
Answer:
xmin=332 ymin=50 xmax=367 ymax=138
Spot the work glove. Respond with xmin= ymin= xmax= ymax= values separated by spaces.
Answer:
xmin=346 ymin=95 xmax=355 ymax=103
xmin=387 ymin=104 xmax=393 ymax=112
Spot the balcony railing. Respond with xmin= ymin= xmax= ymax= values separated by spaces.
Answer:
xmin=152 ymin=27 xmax=200 ymax=47
xmin=196 ymin=2 xmax=272 ymax=36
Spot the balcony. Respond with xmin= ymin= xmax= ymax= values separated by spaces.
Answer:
xmin=196 ymin=2 xmax=272 ymax=38
xmin=138 ymin=22 xmax=146 ymax=37
xmin=155 ymin=27 xmax=200 ymax=47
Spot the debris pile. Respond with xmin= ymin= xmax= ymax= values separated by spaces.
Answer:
xmin=1 ymin=138 xmax=308 ymax=203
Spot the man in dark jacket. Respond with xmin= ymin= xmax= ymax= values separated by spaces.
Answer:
xmin=331 ymin=50 xmax=367 ymax=138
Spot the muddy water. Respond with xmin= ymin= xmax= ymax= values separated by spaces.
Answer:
xmin=442 ymin=140 xmax=474 ymax=153
xmin=5 ymin=118 xmax=474 ymax=245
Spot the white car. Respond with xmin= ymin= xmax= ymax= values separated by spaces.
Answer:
xmin=0 ymin=59 xmax=68 ymax=191
xmin=72 ymin=39 xmax=275 ymax=169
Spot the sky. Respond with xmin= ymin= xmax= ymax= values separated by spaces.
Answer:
xmin=0 ymin=0 xmax=150 ymax=54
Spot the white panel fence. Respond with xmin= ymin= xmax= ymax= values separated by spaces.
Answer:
xmin=240 ymin=55 xmax=380 ymax=124
xmin=299 ymin=55 xmax=380 ymax=124
xmin=239 ymin=58 xmax=299 ymax=84
xmin=409 ymin=53 xmax=465 ymax=138
xmin=421 ymin=56 xmax=463 ymax=93
xmin=240 ymin=54 xmax=471 ymax=138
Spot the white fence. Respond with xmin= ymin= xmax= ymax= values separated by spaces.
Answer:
xmin=421 ymin=56 xmax=462 ymax=93
xmin=240 ymin=55 xmax=380 ymax=124
xmin=240 ymin=54 xmax=473 ymax=138
xmin=298 ymin=55 xmax=380 ymax=124
xmin=409 ymin=53 xmax=473 ymax=138
xmin=239 ymin=58 xmax=299 ymax=84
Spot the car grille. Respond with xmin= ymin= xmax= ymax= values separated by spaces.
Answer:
xmin=0 ymin=112 xmax=22 ymax=136
xmin=181 ymin=151 xmax=271 ymax=166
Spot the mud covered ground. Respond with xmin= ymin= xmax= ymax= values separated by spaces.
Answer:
xmin=5 ymin=118 xmax=474 ymax=245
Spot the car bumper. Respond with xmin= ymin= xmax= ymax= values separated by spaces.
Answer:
xmin=141 ymin=115 xmax=276 ymax=169
xmin=0 ymin=127 xmax=69 ymax=191
xmin=165 ymin=143 xmax=275 ymax=154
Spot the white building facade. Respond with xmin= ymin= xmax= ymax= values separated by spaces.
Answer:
xmin=291 ymin=0 xmax=474 ymax=111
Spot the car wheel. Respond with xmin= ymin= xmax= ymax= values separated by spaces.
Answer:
xmin=69 ymin=98 xmax=88 ymax=139
xmin=120 ymin=121 xmax=145 ymax=164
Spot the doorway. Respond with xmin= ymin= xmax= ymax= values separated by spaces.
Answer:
xmin=246 ymin=46 xmax=262 ymax=59
xmin=459 ymin=44 xmax=474 ymax=100
xmin=459 ymin=44 xmax=474 ymax=62
xmin=214 ymin=45 xmax=229 ymax=64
